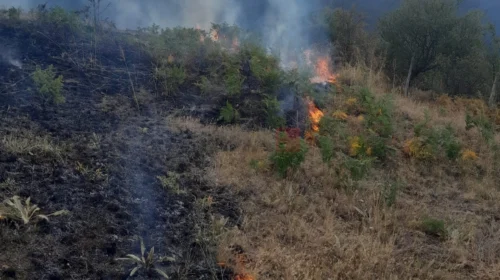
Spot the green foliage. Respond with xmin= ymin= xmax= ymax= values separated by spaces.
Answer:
xmin=154 ymin=64 xmax=186 ymax=95
xmin=32 ymin=65 xmax=65 ymax=104
xmin=319 ymin=116 xmax=347 ymax=139
xmin=157 ymin=172 xmax=185 ymax=195
xmin=7 ymin=7 xmax=21 ymax=20
xmin=224 ymin=62 xmax=244 ymax=96
xmin=381 ymin=180 xmax=402 ymax=207
xmin=421 ymin=217 xmax=447 ymax=240
xmin=466 ymin=113 xmax=495 ymax=143
xmin=343 ymin=156 xmax=373 ymax=181
xmin=271 ymin=134 xmax=308 ymax=178
xmin=42 ymin=6 xmax=81 ymax=31
xmin=325 ymin=7 xmax=369 ymax=64
xmin=318 ymin=135 xmax=335 ymax=163
xmin=218 ymin=101 xmax=240 ymax=124
xmin=413 ymin=115 xmax=463 ymax=160
xmin=194 ymin=76 xmax=212 ymax=95
xmin=0 ymin=195 xmax=68 ymax=225
xmin=263 ymin=96 xmax=285 ymax=129
xmin=360 ymin=89 xmax=394 ymax=138
xmin=243 ymin=43 xmax=282 ymax=93
xmin=116 ymin=237 xmax=172 ymax=279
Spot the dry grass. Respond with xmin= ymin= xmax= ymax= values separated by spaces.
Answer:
xmin=169 ymin=92 xmax=500 ymax=279
xmin=0 ymin=132 xmax=63 ymax=157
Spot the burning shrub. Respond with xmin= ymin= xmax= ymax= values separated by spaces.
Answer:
xmin=32 ymin=65 xmax=65 ymax=105
xmin=271 ymin=131 xmax=308 ymax=178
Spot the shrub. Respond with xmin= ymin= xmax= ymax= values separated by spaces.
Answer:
xmin=342 ymin=156 xmax=373 ymax=181
xmin=332 ymin=110 xmax=348 ymax=121
xmin=263 ymin=96 xmax=285 ymax=129
xmin=42 ymin=7 xmax=81 ymax=32
xmin=318 ymin=135 xmax=335 ymax=163
xmin=32 ymin=65 xmax=65 ymax=104
xmin=420 ymin=217 xmax=447 ymax=240
xmin=403 ymin=137 xmax=434 ymax=160
xmin=7 ymin=7 xmax=21 ymax=20
xmin=381 ymin=180 xmax=402 ymax=207
xmin=271 ymin=132 xmax=308 ymax=178
xmin=154 ymin=64 xmax=186 ymax=95
xmin=194 ymin=76 xmax=213 ymax=95
xmin=218 ymin=101 xmax=240 ymax=124
xmin=365 ymin=95 xmax=394 ymax=138
xmin=466 ymin=112 xmax=494 ymax=143
xmin=224 ymin=63 xmax=245 ymax=96
xmin=244 ymin=43 xmax=282 ymax=93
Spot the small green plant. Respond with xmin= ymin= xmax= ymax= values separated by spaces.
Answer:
xmin=224 ymin=64 xmax=245 ymax=96
xmin=381 ymin=180 xmax=403 ymax=207
xmin=420 ymin=217 xmax=447 ymax=240
xmin=32 ymin=65 xmax=65 ymax=104
xmin=271 ymin=133 xmax=308 ymax=178
xmin=44 ymin=7 xmax=81 ymax=31
xmin=157 ymin=172 xmax=185 ymax=195
xmin=318 ymin=135 xmax=335 ymax=163
xmin=263 ymin=96 xmax=285 ymax=129
xmin=466 ymin=113 xmax=494 ymax=143
xmin=194 ymin=76 xmax=212 ymax=95
xmin=342 ymin=156 xmax=373 ymax=181
xmin=116 ymin=237 xmax=173 ymax=279
xmin=218 ymin=101 xmax=240 ymax=124
xmin=245 ymin=44 xmax=281 ymax=92
xmin=0 ymin=195 xmax=68 ymax=225
xmin=154 ymin=65 xmax=186 ymax=96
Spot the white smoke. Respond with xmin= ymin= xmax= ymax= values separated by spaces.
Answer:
xmin=0 ymin=44 xmax=22 ymax=69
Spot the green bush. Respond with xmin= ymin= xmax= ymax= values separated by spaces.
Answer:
xmin=421 ymin=217 xmax=447 ymax=240
xmin=32 ymin=65 xmax=65 ymax=104
xmin=342 ymin=156 xmax=373 ymax=181
xmin=7 ymin=7 xmax=21 ymax=20
xmin=414 ymin=117 xmax=463 ymax=161
xmin=242 ymin=43 xmax=281 ymax=93
xmin=318 ymin=135 xmax=335 ymax=163
xmin=466 ymin=113 xmax=494 ymax=143
xmin=263 ymin=96 xmax=285 ymax=129
xmin=271 ymin=134 xmax=308 ymax=178
xmin=364 ymin=95 xmax=394 ymax=138
xmin=218 ymin=101 xmax=240 ymax=124
xmin=154 ymin=65 xmax=186 ymax=95
xmin=224 ymin=63 xmax=244 ymax=96
xmin=381 ymin=180 xmax=403 ymax=207
xmin=43 ymin=7 xmax=81 ymax=31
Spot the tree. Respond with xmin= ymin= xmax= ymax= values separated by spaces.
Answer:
xmin=379 ymin=0 xmax=458 ymax=96
xmin=486 ymin=25 xmax=500 ymax=107
xmin=326 ymin=8 xmax=368 ymax=65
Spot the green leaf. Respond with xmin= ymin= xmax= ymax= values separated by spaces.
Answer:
xmin=155 ymin=268 xmax=170 ymax=279
xmin=130 ymin=266 xmax=139 ymax=276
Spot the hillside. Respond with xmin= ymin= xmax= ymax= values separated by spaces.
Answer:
xmin=1 ymin=5 xmax=500 ymax=280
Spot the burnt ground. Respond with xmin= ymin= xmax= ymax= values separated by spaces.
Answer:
xmin=0 ymin=21 xmax=238 ymax=279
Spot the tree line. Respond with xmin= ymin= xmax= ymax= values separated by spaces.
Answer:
xmin=321 ymin=0 xmax=500 ymax=106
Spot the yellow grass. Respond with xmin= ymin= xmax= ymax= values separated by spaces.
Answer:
xmin=169 ymin=113 xmax=500 ymax=279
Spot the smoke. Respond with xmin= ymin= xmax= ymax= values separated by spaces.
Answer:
xmin=0 ymin=44 xmax=22 ymax=69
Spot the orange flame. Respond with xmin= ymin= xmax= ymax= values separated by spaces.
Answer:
xmin=306 ymin=97 xmax=324 ymax=132
xmin=210 ymin=29 xmax=219 ymax=41
xmin=310 ymin=57 xmax=337 ymax=84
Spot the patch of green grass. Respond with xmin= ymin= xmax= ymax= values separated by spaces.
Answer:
xmin=421 ymin=217 xmax=447 ymax=240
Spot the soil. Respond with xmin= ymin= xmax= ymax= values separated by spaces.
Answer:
xmin=0 ymin=20 xmax=237 ymax=279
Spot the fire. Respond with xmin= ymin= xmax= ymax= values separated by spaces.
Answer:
xmin=210 ymin=29 xmax=219 ymax=41
xmin=310 ymin=57 xmax=337 ymax=84
xmin=306 ymin=97 xmax=324 ymax=132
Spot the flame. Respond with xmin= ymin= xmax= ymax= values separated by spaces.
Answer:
xmin=306 ymin=97 xmax=324 ymax=132
xmin=210 ymin=29 xmax=219 ymax=41
xmin=310 ymin=57 xmax=337 ymax=84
